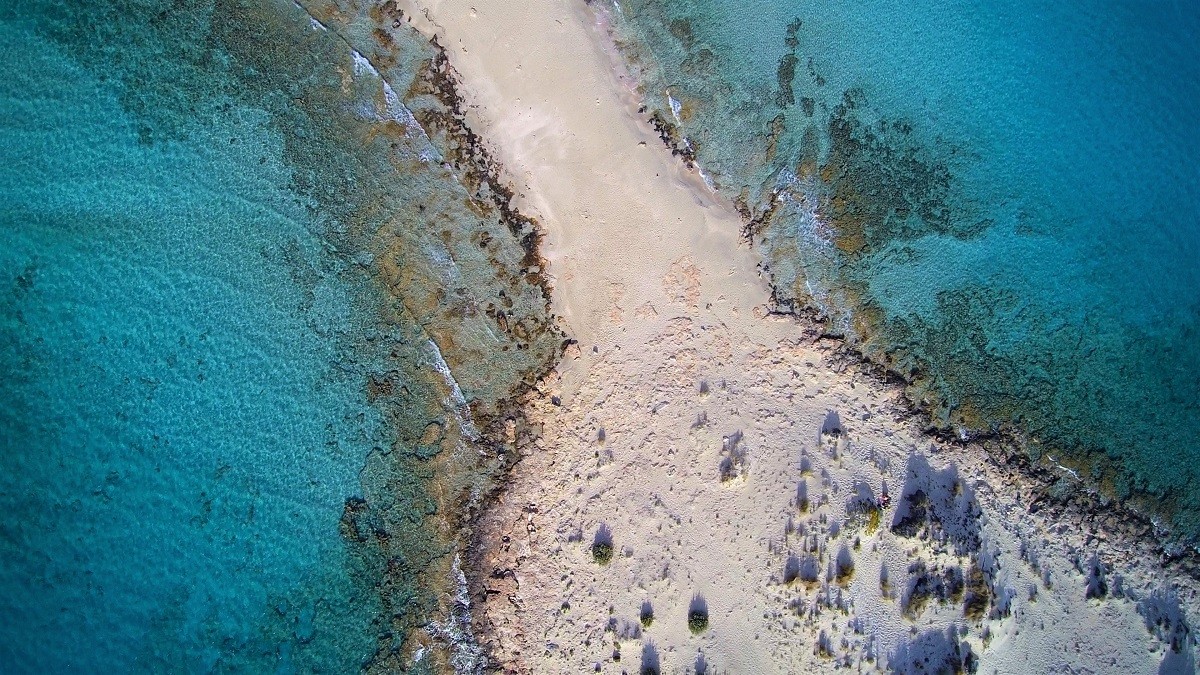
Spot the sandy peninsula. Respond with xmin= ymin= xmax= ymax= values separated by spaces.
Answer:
xmin=395 ymin=1 xmax=1199 ymax=672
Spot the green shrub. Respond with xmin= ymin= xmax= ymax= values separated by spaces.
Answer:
xmin=963 ymin=563 xmax=990 ymax=621
xmin=865 ymin=506 xmax=882 ymax=534
xmin=592 ymin=541 xmax=614 ymax=565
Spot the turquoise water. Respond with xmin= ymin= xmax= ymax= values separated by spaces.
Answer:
xmin=1 ymin=0 xmax=556 ymax=671
xmin=611 ymin=1 xmax=1200 ymax=535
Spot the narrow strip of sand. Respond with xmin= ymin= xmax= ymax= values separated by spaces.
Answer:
xmin=398 ymin=1 xmax=1198 ymax=672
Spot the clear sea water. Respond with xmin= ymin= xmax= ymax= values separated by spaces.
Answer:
xmin=0 ymin=0 xmax=556 ymax=671
xmin=610 ymin=1 xmax=1200 ymax=535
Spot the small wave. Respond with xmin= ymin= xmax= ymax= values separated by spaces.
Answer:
xmin=350 ymin=49 xmax=377 ymax=78
xmin=666 ymin=90 xmax=683 ymax=124
xmin=382 ymin=81 xmax=428 ymax=140
xmin=425 ymin=339 xmax=480 ymax=441
xmin=348 ymin=48 xmax=439 ymax=160
xmin=425 ymin=555 xmax=487 ymax=674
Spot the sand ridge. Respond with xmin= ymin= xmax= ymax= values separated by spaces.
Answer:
xmin=394 ymin=1 xmax=1198 ymax=672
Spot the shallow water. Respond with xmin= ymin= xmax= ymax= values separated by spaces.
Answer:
xmin=0 ymin=0 xmax=555 ymax=670
xmin=610 ymin=0 xmax=1200 ymax=535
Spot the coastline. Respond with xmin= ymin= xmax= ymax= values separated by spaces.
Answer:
xmin=593 ymin=0 xmax=1200 ymax=542
xmin=575 ymin=0 xmax=1200 ymax=570
xmin=263 ymin=3 xmax=568 ymax=669
xmin=392 ymin=1 xmax=1199 ymax=672
xmin=1 ymin=1 xmax=567 ymax=670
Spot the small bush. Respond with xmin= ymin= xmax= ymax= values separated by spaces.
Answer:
xmin=815 ymin=630 xmax=833 ymax=658
xmin=963 ymin=563 xmax=990 ymax=621
xmin=944 ymin=566 xmax=966 ymax=604
xmin=834 ymin=546 xmax=855 ymax=585
xmin=593 ymin=524 xmax=614 ymax=564
xmin=688 ymin=595 xmax=709 ymax=633
xmin=783 ymin=555 xmax=801 ymax=584
xmin=865 ymin=506 xmax=882 ymax=535
xmin=640 ymin=642 xmax=661 ymax=675
xmin=718 ymin=431 xmax=747 ymax=481
xmin=903 ymin=562 xmax=935 ymax=619
xmin=640 ymin=601 xmax=655 ymax=628
xmin=593 ymin=541 xmax=613 ymax=565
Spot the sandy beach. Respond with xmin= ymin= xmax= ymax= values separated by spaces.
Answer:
xmin=394 ymin=1 xmax=1199 ymax=672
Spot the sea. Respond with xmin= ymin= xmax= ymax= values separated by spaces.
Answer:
xmin=607 ymin=0 xmax=1200 ymax=538
xmin=0 ymin=0 xmax=557 ymax=671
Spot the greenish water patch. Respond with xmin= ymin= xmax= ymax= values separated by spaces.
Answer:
xmin=1 ymin=0 xmax=557 ymax=671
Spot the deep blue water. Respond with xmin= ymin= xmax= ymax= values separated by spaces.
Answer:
xmin=611 ymin=1 xmax=1200 ymax=535
xmin=0 ymin=0 xmax=556 ymax=671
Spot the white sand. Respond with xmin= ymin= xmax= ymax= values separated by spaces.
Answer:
xmin=396 ymin=1 xmax=1199 ymax=672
